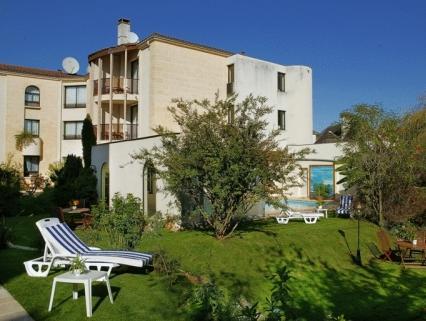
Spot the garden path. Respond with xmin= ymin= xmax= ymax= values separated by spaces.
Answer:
xmin=0 ymin=286 xmax=34 ymax=321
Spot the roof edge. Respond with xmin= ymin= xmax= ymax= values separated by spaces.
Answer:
xmin=88 ymin=33 xmax=234 ymax=62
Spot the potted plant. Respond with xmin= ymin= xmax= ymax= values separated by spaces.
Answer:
xmin=71 ymin=199 xmax=80 ymax=210
xmin=316 ymin=197 xmax=325 ymax=209
xmin=69 ymin=254 xmax=86 ymax=276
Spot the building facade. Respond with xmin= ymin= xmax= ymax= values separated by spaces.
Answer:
xmin=0 ymin=64 xmax=88 ymax=176
xmin=89 ymin=19 xmax=342 ymax=216
xmin=0 ymin=18 xmax=343 ymax=215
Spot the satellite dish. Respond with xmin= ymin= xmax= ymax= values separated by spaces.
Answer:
xmin=127 ymin=32 xmax=139 ymax=43
xmin=62 ymin=57 xmax=80 ymax=74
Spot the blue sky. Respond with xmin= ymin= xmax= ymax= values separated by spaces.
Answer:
xmin=0 ymin=0 xmax=425 ymax=131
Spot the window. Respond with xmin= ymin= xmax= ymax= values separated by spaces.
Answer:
xmin=63 ymin=121 xmax=83 ymax=139
xmin=65 ymin=86 xmax=86 ymax=108
xmin=23 ymin=156 xmax=39 ymax=176
xmin=24 ymin=119 xmax=40 ymax=136
xmin=278 ymin=110 xmax=286 ymax=130
xmin=228 ymin=64 xmax=234 ymax=83
xmin=227 ymin=64 xmax=234 ymax=96
xmin=278 ymin=72 xmax=285 ymax=92
xmin=25 ymin=86 xmax=40 ymax=107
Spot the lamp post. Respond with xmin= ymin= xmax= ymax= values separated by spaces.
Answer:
xmin=356 ymin=202 xmax=362 ymax=266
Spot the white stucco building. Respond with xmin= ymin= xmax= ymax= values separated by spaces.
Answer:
xmin=89 ymin=19 xmax=343 ymax=215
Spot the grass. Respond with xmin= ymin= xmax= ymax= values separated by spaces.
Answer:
xmin=1 ymin=215 xmax=426 ymax=321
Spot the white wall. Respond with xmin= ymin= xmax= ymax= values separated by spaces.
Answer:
xmin=287 ymin=143 xmax=345 ymax=198
xmin=92 ymin=137 xmax=179 ymax=216
xmin=227 ymin=54 xmax=313 ymax=146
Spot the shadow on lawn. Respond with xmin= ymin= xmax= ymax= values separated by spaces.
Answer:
xmin=276 ymin=245 xmax=426 ymax=321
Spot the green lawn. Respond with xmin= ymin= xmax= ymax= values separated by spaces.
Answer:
xmin=1 ymin=215 xmax=425 ymax=321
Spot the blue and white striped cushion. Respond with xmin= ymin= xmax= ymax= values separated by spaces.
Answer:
xmin=336 ymin=195 xmax=353 ymax=215
xmin=45 ymin=223 xmax=152 ymax=266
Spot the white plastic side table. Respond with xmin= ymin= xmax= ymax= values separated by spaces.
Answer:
xmin=316 ymin=208 xmax=328 ymax=218
xmin=48 ymin=270 xmax=113 ymax=317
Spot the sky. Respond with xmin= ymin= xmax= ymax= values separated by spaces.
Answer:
xmin=0 ymin=0 xmax=425 ymax=131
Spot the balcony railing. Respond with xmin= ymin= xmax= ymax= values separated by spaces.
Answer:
xmin=94 ymin=124 xmax=138 ymax=141
xmin=93 ymin=77 xmax=138 ymax=95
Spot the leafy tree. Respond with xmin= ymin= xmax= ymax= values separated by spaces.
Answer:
xmin=337 ymin=104 xmax=422 ymax=226
xmin=134 ymin=95 xmax=308 ymax=239
xmin=81 ymin=114 xmax=97 ymax=168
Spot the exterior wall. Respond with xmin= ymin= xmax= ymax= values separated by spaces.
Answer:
xmin=288 ymin=143 xmax=345 ymax=198
xmin=228 ymin=54 xmax=313 ymax=146
xmin=61 ymin=80 xmax=89 ymax=159
xmin=148 ymin=41 xmax=228 ymax=134
xmin=3 ymin=74 xmax=62 ymax=174
xmin=0 ymin=71 xmax=88 ymax=176
xmin=92 ymin=137 xmax=178 ymax=216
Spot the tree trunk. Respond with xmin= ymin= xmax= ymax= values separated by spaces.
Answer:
xmin=378 ymin=189 xmax=384 ymax=227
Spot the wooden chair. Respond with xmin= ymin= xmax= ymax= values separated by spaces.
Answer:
xmin=54 ymin=207 xmax=65 ymax=223
xmin=377 ymin=229 xmax=399 ymax=262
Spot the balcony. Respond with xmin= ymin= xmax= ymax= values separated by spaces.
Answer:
xmin=94 ymin=124 xmax=138 ymax=141
xmin=22 ymin=138 xmax=41 ymax=156
xmin=93 ymin=77 xmax=138 ymax=96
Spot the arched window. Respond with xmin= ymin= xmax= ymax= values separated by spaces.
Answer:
xmin=25 ymin=86 xmax=40 ymax=107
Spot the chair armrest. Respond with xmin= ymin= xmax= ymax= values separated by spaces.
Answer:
xmin=89 ymin=247 xmax=101 ymax=250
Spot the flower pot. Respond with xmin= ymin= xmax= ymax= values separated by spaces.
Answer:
xmin=73 ymin=269 xmax=82 ymax=276
xmin=318 ymin=205 xmax=323 ymax=209
xmin=71 ymin=205 xmax=77 ymax=210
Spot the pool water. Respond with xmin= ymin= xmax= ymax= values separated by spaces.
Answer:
xmin=285 ymin=199 xmax=335 ymax=210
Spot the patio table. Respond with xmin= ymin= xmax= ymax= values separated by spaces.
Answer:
xmin=396 ymin=240 xmax=426 ymax=267
xmin=48 ymin=270 xmax=113 ymax=317
xmin=63 ymin=208 xmax=92 ymax=228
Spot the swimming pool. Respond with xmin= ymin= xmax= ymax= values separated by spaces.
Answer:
xmin=282 ymin=199 xmax=335 ymax=210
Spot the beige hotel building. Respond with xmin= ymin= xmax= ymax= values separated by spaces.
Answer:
xmin=0 ymin=64 xmax=88 ymax=176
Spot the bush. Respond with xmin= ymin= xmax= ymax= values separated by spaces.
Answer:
xmin=0 ymin=216 xmax=12 ymax=249
xmin=390 ymin=221 xmax=418 ymax=241
xmin=0 ymin=161 xmax=21 ymax=216
xmin=53 ymin=155 xmax=97 ymax=206
xmin=18 ymin=187 xmax=55 ymax=216
xmin=91 ymin=193 xmax=145 ymax=249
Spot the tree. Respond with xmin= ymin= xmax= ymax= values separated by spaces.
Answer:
xmin=336 ymin=104 xmax=422 ymax=226
xmin=134 ymin=95 xmax=308 ymax=239
xmin=81 ymin=114 xmax=96 ymax=168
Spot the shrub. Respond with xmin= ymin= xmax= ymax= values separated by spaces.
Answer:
xmin=390 ymin=221 xmax=418 ymax=241
xmin=91 ymin=193 xmax=145 ymax=249
xmin=53 ymin=155 xmax=97 ymax=206
xmin=0 ymin=160 xmax=21 ymax=216
xmin=0 ymin=216 xmax=12 ymax=249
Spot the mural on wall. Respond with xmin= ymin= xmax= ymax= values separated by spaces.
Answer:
xmin=309 ymin=165 xmax=334 ymax=199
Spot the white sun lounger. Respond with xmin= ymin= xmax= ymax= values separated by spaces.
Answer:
xmin=276 ymin=211 xmax=321 ymax=225
xmin=24 ymin=218 xmax=152 ymax=277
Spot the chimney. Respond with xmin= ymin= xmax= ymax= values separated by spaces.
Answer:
xmin=117 ymin=18 xmax=131 ymax=45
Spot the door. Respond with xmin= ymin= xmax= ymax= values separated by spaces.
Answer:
xmin=130 ymin=60 xmax=139 ymax=94
xmin=130 ymin=105 xmax=138 ymax=139
xmin=101 ymin=163 xmax=110 ymax=205
xmin=145 ymin=162 xmax=156 ymax=216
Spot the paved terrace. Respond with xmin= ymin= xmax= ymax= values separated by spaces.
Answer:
xmin=0 ymin=286 xmax=33 ymax=321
